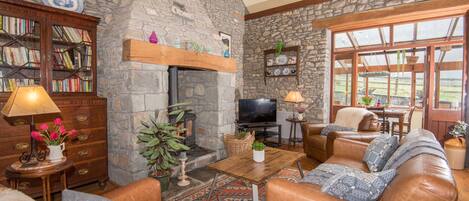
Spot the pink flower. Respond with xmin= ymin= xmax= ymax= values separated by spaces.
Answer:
xmin=68 ymin=129 xmax=78 ymax=138
xmin=59 ymin=126 xmax=66 ymax=135
xmin=53 ymin=118 xmax=62 ymax=125
xmin=39 ymin=123 xmax=48 ymax=131
xmin=31 ymin=131 xmax=43 ymax=141
xmin=50 ymin=132 xmax=59 ymax=140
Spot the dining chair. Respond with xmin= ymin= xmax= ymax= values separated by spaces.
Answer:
xmin=367 ymin=107 xmax=390 ymax=134
xmin=391 ymin=106 xmax=416 ymax=135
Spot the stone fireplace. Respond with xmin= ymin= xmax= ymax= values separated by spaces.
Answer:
xmin=96 ymin=0 xmax=244 ymax=185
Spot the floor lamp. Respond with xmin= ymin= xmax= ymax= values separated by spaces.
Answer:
xmin=1 ymin=85 xmax=61 ymax=166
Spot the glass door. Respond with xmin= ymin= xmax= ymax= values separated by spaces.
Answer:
xmin=425 ymin=44 xmax=465 ymax=141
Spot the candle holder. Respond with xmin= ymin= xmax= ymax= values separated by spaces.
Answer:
xmin=177 ymin=152 xmax=190 ymax=187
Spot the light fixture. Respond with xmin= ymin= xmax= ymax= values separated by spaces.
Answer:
xmin=2 ymin=85 xmax=61 ymax=166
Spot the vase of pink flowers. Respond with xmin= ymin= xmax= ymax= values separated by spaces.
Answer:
xmin=31 ymin=118 xmax=77 ymax=163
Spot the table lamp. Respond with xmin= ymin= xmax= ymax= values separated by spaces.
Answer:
xmin=284 ymin=91 xmax=304 ymax=120
xmin=1 ymin=85 xmax=61 ymax=166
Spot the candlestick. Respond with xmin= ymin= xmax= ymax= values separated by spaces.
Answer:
xmin=177 ymin=157 xmax=190 ymax=186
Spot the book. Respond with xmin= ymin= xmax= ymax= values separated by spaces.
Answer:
xmin=52 ymin=78 xmax=92 ymax=92
xmin=1 ymin=47 xmax=40 ymax=67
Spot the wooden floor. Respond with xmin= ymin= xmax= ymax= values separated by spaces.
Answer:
xmin=279 ymin=143 xmax=469 ymax=201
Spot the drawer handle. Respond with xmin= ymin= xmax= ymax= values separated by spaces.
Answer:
xmin=77 ymin=134 xmax=89 ymax=142
xmin=78 ymin=150 xmax=89 ymax=157
xmin=17 ymin=182 xmax=30 ymax=190
xmin=15 ymin=143 xmax=30 ymax=151
xmin=13 ymin=119 xmax=26 ymax=126
xmin=78 ymin=168 xmax=89 ymax=175
xmin=76 ymin=115 xmax=88 ymax=122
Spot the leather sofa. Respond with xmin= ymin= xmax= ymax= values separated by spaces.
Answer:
xmin=266 ymin=130 xmax=458 ymax=201
xmin=102 ymin=178 xmax=161 ymax=201
xmin=301 ymin=107 xmax=381 ymax=162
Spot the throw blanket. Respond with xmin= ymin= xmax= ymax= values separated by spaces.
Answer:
xmin=300 ymin=163 xmax=363 ymax=186
xmin=334 ymin=107 xmax=369 ymax=129
xmin=320 ymin=124 xmax=355 ymax=136
xmin=383 ymin=137 xmax=447 ymax=170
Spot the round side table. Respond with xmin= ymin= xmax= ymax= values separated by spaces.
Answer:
xmin=286 ymin=118 xmax=307 ymax=146
xmin=6 ymin=159 xmax=73 ymax=201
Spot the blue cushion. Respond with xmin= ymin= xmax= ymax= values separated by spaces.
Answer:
xmin=363 ymin=135 xmax=399 ymax=172
xmin=321 ymin=169 xmax=396 ymax=201
xmin=300 ymin=163 xmax=362 ymax=186
xmin=320 ymin=124 xmax=355 ymax=136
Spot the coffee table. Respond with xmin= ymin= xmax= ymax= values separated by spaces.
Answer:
xmin=207 ymin=147 xmax=305 ymax=201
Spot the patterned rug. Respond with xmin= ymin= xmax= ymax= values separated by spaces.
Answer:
xmin=167 ymin=168 xmax=304 ymax=201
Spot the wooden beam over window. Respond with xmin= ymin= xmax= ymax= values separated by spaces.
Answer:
xmin=313 ymin=0 xmax=469 ymax=31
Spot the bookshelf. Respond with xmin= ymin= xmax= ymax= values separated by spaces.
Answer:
xmin=0 ymin=1 xmax=108 ymax=199
xmin=0 ymin=0 xmax=98 ymax=96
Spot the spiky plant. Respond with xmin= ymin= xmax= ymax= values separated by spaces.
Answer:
xmin=137 ymin=103 xmax=190 ymax=176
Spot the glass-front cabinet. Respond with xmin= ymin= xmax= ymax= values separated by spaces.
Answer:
xmin=0 ymin=3 xmax=97 ymax=97
xmin=0 ymin=15 xmax=41 ymax=92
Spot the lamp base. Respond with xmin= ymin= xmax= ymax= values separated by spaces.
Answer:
xmin=19 ymin=150 xmax=47 ymax=167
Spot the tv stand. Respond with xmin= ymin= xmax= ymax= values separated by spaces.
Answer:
xmin=237 ymin=122 xmax=282 ymax=147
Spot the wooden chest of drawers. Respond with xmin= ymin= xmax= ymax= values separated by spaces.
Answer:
xmin=0 ymin=96 xmax=108 ymax=198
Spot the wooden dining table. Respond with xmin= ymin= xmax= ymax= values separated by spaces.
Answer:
xmin=369 ymin=108 xmax=407 ymax=139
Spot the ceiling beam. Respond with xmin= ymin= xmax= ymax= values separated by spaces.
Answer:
xmin=313 ymin=0 xmax=469 ymax=31
xmin=346 ymin=32 xmax=359 ymax=49
xmin=245 ymin=0 xmax=328 ymax=20
xmin=446 ymin=17 xmax=459 ymax=40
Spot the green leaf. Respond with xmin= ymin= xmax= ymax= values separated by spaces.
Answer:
xmin=168 ymin=102 xmax=191 ymax=108
xmin=176 ymin=111 xmax=185 ymax=122
xmin=137 ymin=135 xmax=152 ymax=142
xmin=169 ymin=109 xmax=183 ymax=115
xmin=150 ymin=151 xmax=160 ymax=160
xmin=145 ymin=138 xmax=160 ymax=147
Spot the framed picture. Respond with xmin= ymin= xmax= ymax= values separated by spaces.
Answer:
xmin=219 ymin=32 xmax=231 ymax=58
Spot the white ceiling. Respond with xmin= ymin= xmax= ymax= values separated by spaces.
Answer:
xmin=243 ymin=0 xmax=303 ymax=13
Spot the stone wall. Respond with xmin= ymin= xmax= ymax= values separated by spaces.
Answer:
xmin=243 ymin=0 xmax=428 ymax=124
xmin=28 ymin=0 xmax=244 ymax=185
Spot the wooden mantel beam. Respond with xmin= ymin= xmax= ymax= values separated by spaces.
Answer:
xmin=122 ymin=39 xmax=237 ymax=73
xmin=313 ymin=0 xmax=469 ymax=31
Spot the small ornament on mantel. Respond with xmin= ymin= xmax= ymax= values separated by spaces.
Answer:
xmin=149 ymin=31 xmax=159 ymax=44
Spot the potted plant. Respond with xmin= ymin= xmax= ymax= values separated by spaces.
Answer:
xmin=31 ymin=118 xmax=78 ymax=162
xmin=274 ymin=41 xmax=288 ymax=65
xmin=252 ymin=141 xmax=266 ymax=163
xmin=444 ymin=121 xmax=468 ymax=170
xmin=360 ymin=95 xmax=374 ymax=107
xmin=137 ymin=103 xmax=190 ymax=192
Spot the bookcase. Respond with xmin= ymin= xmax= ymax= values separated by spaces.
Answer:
xmin=0 ymin=0 xmax=97 ymax=95
xmin=0 ymin=1 xmax=108 ymax=198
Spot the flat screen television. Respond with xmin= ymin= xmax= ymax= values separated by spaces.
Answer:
xmin=238 ymin=99 xmax=277 ymax=124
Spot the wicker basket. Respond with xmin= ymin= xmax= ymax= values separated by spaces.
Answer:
xmin=224 ymin=131 xmax=255 ymax=157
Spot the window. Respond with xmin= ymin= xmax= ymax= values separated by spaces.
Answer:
xmin=433 ymin=46 xmax=464 ymax=109
xmin=390 ymin=72 xmax=411 ymax=106
xmin=415 ymin=73 xmax=424 ymax=107
xmin=333 ymin=59 xmax=352 ymax=105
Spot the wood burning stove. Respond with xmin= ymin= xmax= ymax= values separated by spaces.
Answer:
xmin=168 ymin=67 xmax=197 ymax=148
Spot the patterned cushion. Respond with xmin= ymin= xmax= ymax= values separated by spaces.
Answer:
xmin=363 ymin=135 xmax=399 ymax=172
xmin=300 ymin=163 xmax=362 ymax=186
xmin=320 ymin=124 xmax=355 ymax=136
xmin=321 ymin=169 xmax=396 ymax=201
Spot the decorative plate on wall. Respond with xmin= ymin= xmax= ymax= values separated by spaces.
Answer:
xmin=42 ymin=0 xmax=84 ymax=13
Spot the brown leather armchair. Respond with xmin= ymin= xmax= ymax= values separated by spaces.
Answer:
xmin=266 ymin=133 xmax=458 ymax=201
xmin=301 ymin=108 xmax=381 ymax=162
xmin=102 ymin=178 xmax=161 ymax=201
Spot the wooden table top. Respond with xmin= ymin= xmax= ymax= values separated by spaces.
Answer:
xmin=6 ymin=159 xmax=73 ymax=179
xmin=208 ymin=147 xmax=305 ymax=184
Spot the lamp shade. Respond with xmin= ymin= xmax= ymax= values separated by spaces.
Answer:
xmin=1 ymin=85 xmax=61 ymax=117
xmin=284 ymin=91 xmax=304 ymax=103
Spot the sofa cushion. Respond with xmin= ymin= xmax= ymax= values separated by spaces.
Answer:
xmin=321 ymin=169 xmax=396 ymax=201
xmin=363 ymin=135 xmax=399 ymax=172
xmin=320 ymin=124 xmax=355 ymax=136
xmin=0 ymin=186 xmax=34 ymax=201
xmin=62 ymin=189 xmax=111 ymax=201
xmin=327 ymin=156 xmax=370 ymax=172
